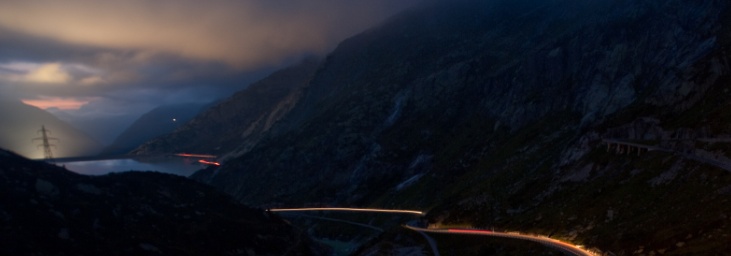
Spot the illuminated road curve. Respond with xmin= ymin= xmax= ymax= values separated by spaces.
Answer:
xmin=269 ymin=208 xmax=595 ymax=255
xmin=403 ymin=225 xmax=594 ymax=256
xmin=269 ymin=207 xmax=424 ymax=216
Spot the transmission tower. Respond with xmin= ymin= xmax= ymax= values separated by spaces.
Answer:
xmin=32 ymin=125 xmax=59 ymax=162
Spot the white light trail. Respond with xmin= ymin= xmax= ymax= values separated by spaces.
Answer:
xmin=403 ymin=225 xmax=595 ymax=256
xmin=269 ymin=207 xmax=596 ymax=256
xmin=268 ymin=207 xmax=424 ymax=215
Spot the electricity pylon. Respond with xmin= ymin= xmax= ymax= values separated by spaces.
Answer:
xmin=32 ymin=125 xmax=59 ymax=162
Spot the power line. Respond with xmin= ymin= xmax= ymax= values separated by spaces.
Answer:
xmin=32 ymin=125 xmax=59 ymax=162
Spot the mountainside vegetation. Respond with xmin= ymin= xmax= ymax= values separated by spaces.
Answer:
xmin=133 ymin=0 xmax=731 ymax=254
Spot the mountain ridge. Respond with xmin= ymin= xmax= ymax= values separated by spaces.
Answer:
xmin=187 ymin=0 xmax=731 ymax=254
xmin=131 ymin=57 xmax=320 ymax=160
xmin=0 ymin=147 xmax=318 ymax=255
xmin=101 ymin=103 xmax=204 ymax=156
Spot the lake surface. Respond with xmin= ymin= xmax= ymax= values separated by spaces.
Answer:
xmin=61 ymin=157 xmax=205 ymax=176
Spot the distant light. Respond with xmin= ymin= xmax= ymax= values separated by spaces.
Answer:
xmin=172 ymin=118 xmax=176 ymax=122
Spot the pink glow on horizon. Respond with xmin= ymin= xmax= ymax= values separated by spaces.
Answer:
xmin=21 ymin=96 xmax=92 ymax=110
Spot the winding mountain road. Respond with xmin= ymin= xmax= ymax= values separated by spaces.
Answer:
xmin=269 ymin=207 xmax=594 ymax=256
xmin=269 ymin=207 xmax=424 ymax=215
xmin=403 ymin=226 xmax=593 ymax=256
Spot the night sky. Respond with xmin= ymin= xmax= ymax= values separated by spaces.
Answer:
xmin=0 ymin=0 xmax=420 ymax=142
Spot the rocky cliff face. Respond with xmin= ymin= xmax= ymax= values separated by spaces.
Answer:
xmin=0 ymin=148 xmax=316 ymax=255
xmin=191 ymin=0 xmax=730 ymax=254
xmin=131 ymin=58 xmax=320 ymax=159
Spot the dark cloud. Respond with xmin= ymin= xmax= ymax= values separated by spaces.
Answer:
xmin=0 ymin=0 xmax=420 ymax=95
xmin=0 ymin=0 xmax=420 ymax=67
xmin=0 ymin=0 xmax=421 ymax=143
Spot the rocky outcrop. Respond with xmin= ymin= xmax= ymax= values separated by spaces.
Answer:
xmin=196 ymin=0 xmax=727 ymax=203
xmin=182 ymin=0 xmax=731 ymax=254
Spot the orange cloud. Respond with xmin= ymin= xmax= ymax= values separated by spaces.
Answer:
xmin=21 ymin=96 xmax=94 ymax=110
xmin=0 ymin=0 xmax=413 ymax=68
xmin=0 ymin=61 xmax=109 ymax=87
xmin=24 ymin=63 xmax=71 ymax=84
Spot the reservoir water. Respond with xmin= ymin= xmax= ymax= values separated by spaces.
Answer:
xmin=61 ymin=157 xmax=205 ymax=176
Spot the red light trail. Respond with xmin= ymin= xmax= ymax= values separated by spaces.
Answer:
xmin=175 ymin=153 xmax=217 ymax=158
xmin=197 ymin=159 xmax=221 ymax=166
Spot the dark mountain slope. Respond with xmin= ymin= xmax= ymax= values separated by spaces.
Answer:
xmin=197 ymin=0 xmax=725 ymax=203
xmin=191 ymin=0 xmax=731 ymax=254
xmin=101 ymin=103 xmax=204 ymax=156
xmin=0 ymin=99 xmax=101 ymax=158
xmin=0 ymin=148 xmax=316 ymax=255
xmin=131 ymin=58 xmax=320 ymax=159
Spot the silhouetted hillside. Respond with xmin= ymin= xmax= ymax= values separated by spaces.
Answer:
xmin=131 ymin=57 xmax=320 ymax=159
xmin=0 ymin=148 xmax=317 ymax=255
xmin=101 ymin=103 xmax=204 ymax=156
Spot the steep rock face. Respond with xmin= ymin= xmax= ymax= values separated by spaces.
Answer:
xmin=197 ymin=0 xmax=724 ymax=202
xmin=194 ymin=0 xmax=731 ymax=254
xmin=0 ymin=148 xmax=316 ymax=255
xmin=101 ymin=103 xmax=204 ymax=156
xmin=131 ymin=58 xmax=320 ymax=159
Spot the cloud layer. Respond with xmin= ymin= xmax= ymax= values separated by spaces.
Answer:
xmin=0 ymin=0 xmax=419 ymax=143
xmin=0 ymin=0 xmax=416 ymax=67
